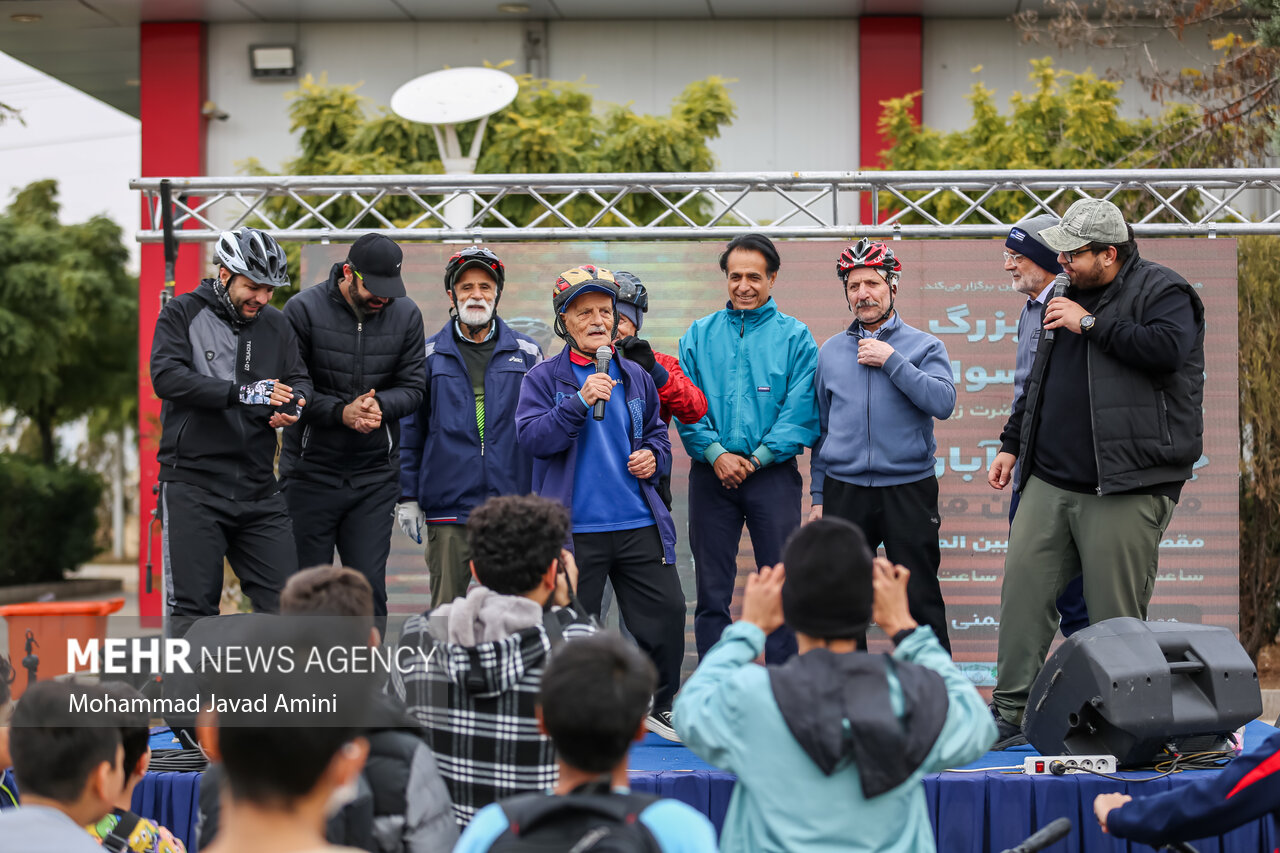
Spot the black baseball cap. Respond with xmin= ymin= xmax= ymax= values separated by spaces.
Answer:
xmin=348 ymin=234 xmax=406 ymax=298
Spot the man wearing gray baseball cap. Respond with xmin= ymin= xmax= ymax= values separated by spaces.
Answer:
xmin=986 ymin=198 xmax=1205 ymax=744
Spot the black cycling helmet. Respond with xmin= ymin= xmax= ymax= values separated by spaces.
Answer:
xmin=613 ymin=271 xmax=649 ymax=313
xmin=444 ymin=246 xmax=505 ymax=293
xmin=215 ymin=228 xmax=290 ymax=288
xmin=613 ymin=270 xmax=649 ymax=334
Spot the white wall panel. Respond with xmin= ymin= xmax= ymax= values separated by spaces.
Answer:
xmin=206 ymin=21 xmax=525 ymax=178
xmin=548 ymin=19 xmax=859 ymax=222
xmin=208 ymin=17 xmax=860 ymax=224
xmin=203 ymin=16 xmax=1219 ymax=229
xmin=922 ymin=19 xmax=1210 ymax=133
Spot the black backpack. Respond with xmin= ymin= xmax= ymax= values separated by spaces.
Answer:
xmin=488 ymin=785 xmax=662 ymax=853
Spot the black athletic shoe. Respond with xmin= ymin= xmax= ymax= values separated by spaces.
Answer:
xmin=990 ymin=703 xmax=1028 ymax=750
xmin=646 ymin=710 xmax=681 ymax=743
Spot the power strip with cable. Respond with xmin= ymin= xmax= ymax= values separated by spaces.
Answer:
xmin=1024 ymin=755 xmax=1117 ymax=775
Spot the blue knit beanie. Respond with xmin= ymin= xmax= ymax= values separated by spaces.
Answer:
xmin=1006 ymin=214 xmax=1062 ymax=275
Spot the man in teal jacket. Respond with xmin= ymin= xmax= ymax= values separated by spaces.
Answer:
xmin=676 ymin=233 xmax=819 ymax=663
xmin=674 ymin=518 xmax=995 ymax=853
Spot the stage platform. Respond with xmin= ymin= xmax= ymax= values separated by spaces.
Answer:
xmin=626 ymin=720 xmax=1278 ymax=852
xmin=137 ymin=722 xmax=1279 ymax=851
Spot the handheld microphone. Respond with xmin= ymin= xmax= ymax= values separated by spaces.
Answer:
xmin=1050 ymin=271 xmax=1071 ymax=300
xmin=1041 ymin=272 xmax=1071 ymax=343
xmin=593 ymin=345 xmax=612 ymax=421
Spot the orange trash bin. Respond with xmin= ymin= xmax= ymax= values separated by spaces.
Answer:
xmin=0 ymin=598 xmax=125 ymax=700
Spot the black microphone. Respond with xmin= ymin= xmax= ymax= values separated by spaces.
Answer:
xmin=593 ymin=345 xmax=612 ymax=421
xmin=1041 ymin=272 xmax=1072 ymax=343
xmin=1002 ymin=817 xmax=1071 ymax=853
xmin=1050 ymin=271 xmax=1071 ymax=300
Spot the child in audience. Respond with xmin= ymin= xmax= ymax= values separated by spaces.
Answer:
xmin=86 ymin=683 xmax=185 ymax=853
xmin=676 ymin=519 xmax=996 ymax=852
xmin=0 ymin=680 xmax=125 ymax=853
xmin=456 ymin=633 xmax=716 ymax=852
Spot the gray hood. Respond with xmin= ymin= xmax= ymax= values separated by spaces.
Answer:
xmin=425 ymin=586 xmax=556 ymax=698
xmin=427 ymin=585 xmax=544 ymax=645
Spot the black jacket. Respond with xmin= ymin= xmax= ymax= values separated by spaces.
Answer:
xmin=151 ymin=280 xmax=312 ymax=501
xmin=1001 ymin=250 xmax=1205 ymax=495
xmin=281 ymin=264 xmax=426 ymax=488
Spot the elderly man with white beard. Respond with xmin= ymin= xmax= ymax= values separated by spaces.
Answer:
xmin=398 ymin=247 xmax=544 ymax=607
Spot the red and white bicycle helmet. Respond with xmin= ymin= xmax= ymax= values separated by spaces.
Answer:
xmin=837 ymin=238 xmax=902 ymax=287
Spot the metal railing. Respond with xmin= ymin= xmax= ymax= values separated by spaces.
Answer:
xmin=130 ymin=169 xmax=1280 ymax=241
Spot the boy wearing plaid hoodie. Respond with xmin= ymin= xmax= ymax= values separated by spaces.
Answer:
xmin=390 ymin=495 xmax=596 ymax=828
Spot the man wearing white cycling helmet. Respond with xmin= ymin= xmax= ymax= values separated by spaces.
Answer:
xmin=150 ymin=227 xmax=312 ymax=638
xmin=809 ymin=238 xmax=956 ymax=652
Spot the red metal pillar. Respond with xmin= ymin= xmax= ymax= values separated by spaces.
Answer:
xmin=138 ymin=22 xmax=206 ymax=628
xmin=859 ymin=16 xmax=922 ymax=224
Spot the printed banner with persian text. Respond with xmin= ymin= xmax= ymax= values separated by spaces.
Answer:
xmin=302 ymin=238 xmax=1238 ymax=684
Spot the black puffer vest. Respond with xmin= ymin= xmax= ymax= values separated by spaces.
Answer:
xmin=1017 ymin=251 xmax=1205 ymax=495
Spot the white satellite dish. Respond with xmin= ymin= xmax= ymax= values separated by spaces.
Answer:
xmin=390 ymin=67 xmax=519 ymax=231
xmin=391 ymin=67 xmax=518 ymax=126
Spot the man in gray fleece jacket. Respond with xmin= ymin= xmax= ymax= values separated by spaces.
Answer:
xmin=390 ymin=495 xmax=596 ymax=828
xmin=809 ymin=238 xmax=957 ymax=652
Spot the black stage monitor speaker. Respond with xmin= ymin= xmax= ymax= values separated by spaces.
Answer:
xmin=1022 ymin=617 xmax=1261 ymax=767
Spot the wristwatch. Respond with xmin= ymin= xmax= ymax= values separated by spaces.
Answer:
xmin=1080 ymin=314 xmax=1096 ymax=334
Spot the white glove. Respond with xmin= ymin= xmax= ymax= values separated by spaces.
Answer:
xmin=397 ymin=501 xmax=424 ymax=544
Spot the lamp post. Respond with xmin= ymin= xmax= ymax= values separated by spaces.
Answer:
xmin=390 ymin=67 xmax=518 ymax=232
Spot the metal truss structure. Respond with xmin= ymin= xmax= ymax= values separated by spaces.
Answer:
xmin=131 ymin=168 xmax=1280 ymax=242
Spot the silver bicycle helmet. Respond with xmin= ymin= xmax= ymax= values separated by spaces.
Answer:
xmin=215 ymin=228 xmax=290 ymax=288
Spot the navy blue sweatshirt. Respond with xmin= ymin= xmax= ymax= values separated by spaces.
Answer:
xmin=1107 ymin=728 xmax=1280 ymax=845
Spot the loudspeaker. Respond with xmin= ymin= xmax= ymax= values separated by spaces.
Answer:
xmin=1022 ymin=617 xmax=1261 ymax=767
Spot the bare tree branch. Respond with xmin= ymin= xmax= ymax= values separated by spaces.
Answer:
xmin=1013 ymin=0 xmax=1279 ymax=164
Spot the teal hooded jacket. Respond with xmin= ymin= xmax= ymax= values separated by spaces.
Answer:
xmin=675 ymin=298 xmax=819 ymax=467
xmin=674 ymin=622 xmax=996 ymax=853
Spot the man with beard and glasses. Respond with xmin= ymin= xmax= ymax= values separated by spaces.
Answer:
xmin=987 ymin=198 xmax=1205 ymax=744
xmin=398 ymin=246 xmax=543 ymax=608
xmin=1001 ymin=219 xmax=1090 ymax=624
xmin=808 ymin=239 xmax=955 ymax=653
xmin=281 ymin=233 xmax=426 ymax=636
xmin=150 ymin=227 xmax=312 ymax=638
